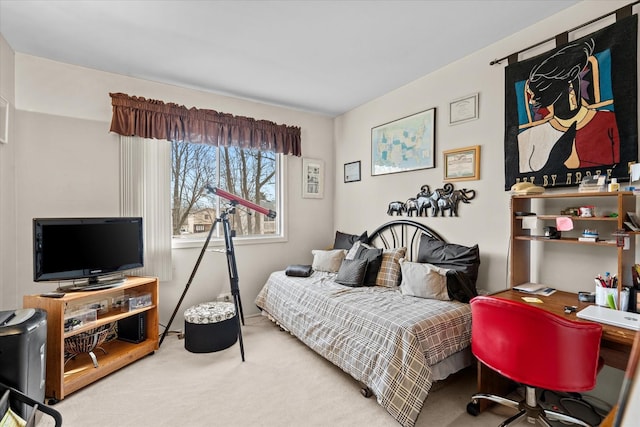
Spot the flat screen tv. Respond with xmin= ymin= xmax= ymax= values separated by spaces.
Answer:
xmin=33 ymin=217 xmax=144 ymax=290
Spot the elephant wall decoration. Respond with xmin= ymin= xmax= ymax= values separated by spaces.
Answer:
xmin=386 ymin=183 xmax=476 ymax=217
xmin=386 ymin=201 xmax=405 ymax=216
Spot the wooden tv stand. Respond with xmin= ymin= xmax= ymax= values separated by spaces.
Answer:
xmin=23 ymin=276 xmax=159 ymax=402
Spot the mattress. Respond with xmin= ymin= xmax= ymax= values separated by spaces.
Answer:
xmin=255 ymin=270 xmax=472 ymax=426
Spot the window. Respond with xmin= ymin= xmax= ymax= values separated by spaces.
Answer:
xmin=171 ymin=142 xmax=281 ymax=243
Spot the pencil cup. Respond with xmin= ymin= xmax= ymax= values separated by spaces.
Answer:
xmin=595 ymin=287 xmax=629 ymax=311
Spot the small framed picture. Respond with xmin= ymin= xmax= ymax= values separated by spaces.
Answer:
xmin=302 ymin=158 xmax=324 ymax=199
xmin=449 ymin=93 xmax=479 ymax=126
xmin=443 ymin=145 xmax=480 ymax=182
xmin=344 ymin=161 xmax=361 ymax=183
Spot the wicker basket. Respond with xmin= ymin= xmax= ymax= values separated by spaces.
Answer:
xmin=64 ymin=323 xmax=116 ymax=368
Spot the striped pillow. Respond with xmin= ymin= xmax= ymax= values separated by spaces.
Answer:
xmin=375 ymin=247 xmax=406 ymax=287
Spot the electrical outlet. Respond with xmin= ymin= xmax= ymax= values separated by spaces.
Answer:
xmin=218 ymin=292 xmax=232 ymax=302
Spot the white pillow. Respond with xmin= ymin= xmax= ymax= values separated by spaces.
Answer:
xmin=345 ymin=241 xmax=362 ymax=260
xmin=312 ymin=249 xmax=347 ymax=273
xmin=345 ymin=241 xmax=376 ymax=260
xmin=399 ymin=259 xmax=451 ymax=300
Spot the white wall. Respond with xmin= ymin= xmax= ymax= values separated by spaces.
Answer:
xmin=0 ymin=0 xmax=634 ymax=326
xmin=0 ymin=34 xmax=16 ymax=309
xmin=2 ymin=54 xmax=335 ymax=330
xmin=334 ymin=0 xmax=639 ymax=295
xmin=2 ymin=0 xmax=640 ymax=417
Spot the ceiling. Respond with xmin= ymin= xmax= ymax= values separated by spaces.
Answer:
xmin=0 ymin=0 xmax=580 ymax=117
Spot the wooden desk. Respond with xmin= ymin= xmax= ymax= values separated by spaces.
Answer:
xmin=475 ymin=289 xmax=637 ymax=413
xmin=490 ymin=289 xmax=636 ymax=369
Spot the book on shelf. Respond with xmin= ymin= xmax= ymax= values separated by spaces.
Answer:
xmin=627 ymin=212 xmax=640 ymax=229
xmin=578 ymin=236 xmax=598 ymax=242
xmin=513 ymin=283 xmax=557 ymax=296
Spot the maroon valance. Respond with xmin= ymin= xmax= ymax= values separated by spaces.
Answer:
xmin=109 ymin=92 xmax=301 ymax=156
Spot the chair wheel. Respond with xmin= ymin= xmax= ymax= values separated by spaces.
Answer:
xmin=467 ymin=401 xmax=480 ymax=416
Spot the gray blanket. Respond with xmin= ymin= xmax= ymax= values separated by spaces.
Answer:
xmin=255 ymin=270 xmax=472 ymax=426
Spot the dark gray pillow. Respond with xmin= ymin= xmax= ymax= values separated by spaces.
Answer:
xmin=417 ymin=236 xmax=480 ymax=303
xmin=354 ymin=245 xmax=383 ymax=287
xmin=417 ymin=236 xmax=480 ymax=285
xmin=334 ymin=230 xmax=368 ymax=250
xmin=335 ymin=258 xmax=368 ymax=287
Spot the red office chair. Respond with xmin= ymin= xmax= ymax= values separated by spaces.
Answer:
xmin=469 ymin=296 xmax=603 ymax=427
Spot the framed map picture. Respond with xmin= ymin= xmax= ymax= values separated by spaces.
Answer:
xmin=371 ymin=108 xmax=435 ymax=176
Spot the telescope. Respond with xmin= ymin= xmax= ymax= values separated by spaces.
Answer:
xmin=161 ymin=185 xmax=277 ymax=361
xmin=205 ymin=186 xmax=277 ymax=219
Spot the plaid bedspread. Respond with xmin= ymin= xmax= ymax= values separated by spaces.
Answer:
xmin=254 ymin=271 xmax=472 ymax=426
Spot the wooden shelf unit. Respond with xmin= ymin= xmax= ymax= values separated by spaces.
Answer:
xmin=510 ymin=191 xmax=636 ymax=302
xmin=23 ymin=276 xmax=159 ymax=401
xmin=475 ymin=192 xmax=639 ymax=414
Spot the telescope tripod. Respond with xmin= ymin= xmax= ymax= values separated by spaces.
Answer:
xmin=159 ymin=204 xmax=245 ymax=362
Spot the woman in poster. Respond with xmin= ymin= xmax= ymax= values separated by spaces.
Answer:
xmin=517 ymin=39 xmax=620 ymax=174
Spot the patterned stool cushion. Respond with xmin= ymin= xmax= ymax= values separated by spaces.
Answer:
xmin=183 ymin=301 xmax=238 ymax=353
xmin=184 ymin=301 xmax=236 ymax=325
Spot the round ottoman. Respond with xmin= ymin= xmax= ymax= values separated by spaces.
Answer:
xmin=184 ymin=301 xmax=238 ymax=353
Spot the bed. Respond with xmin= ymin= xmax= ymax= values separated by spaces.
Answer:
xmin=255 ymin=219 xmax=479 ymax=426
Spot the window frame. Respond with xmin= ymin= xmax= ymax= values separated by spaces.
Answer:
xmin=171 ymin=151 xmax=287 ymax=250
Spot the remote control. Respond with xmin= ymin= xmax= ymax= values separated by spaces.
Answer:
xmin=40 ymin=292 xmax=66 ymax=298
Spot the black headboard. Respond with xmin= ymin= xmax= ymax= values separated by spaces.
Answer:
xmin=367 ymin=219 xmax=444 ymax=262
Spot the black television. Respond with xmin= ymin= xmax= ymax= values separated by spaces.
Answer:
xmin=33 ymin=217 xmax=144 ymax=290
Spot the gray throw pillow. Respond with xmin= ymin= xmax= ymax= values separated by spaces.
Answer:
xmin=335 ymin=258 xmax=368 ymax=287
xmin=354 ymin=245 xmax=383 ymax=287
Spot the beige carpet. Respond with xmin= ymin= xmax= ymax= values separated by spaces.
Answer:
xmin=40 ymin=315 xmax=515 ymax=427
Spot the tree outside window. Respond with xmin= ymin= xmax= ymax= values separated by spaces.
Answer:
xmin=171 ymin=141 xmax=279 ymax=240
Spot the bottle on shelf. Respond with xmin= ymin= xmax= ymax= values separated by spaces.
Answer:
xmin=608 ymin=178 xmax=620 ymax=192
